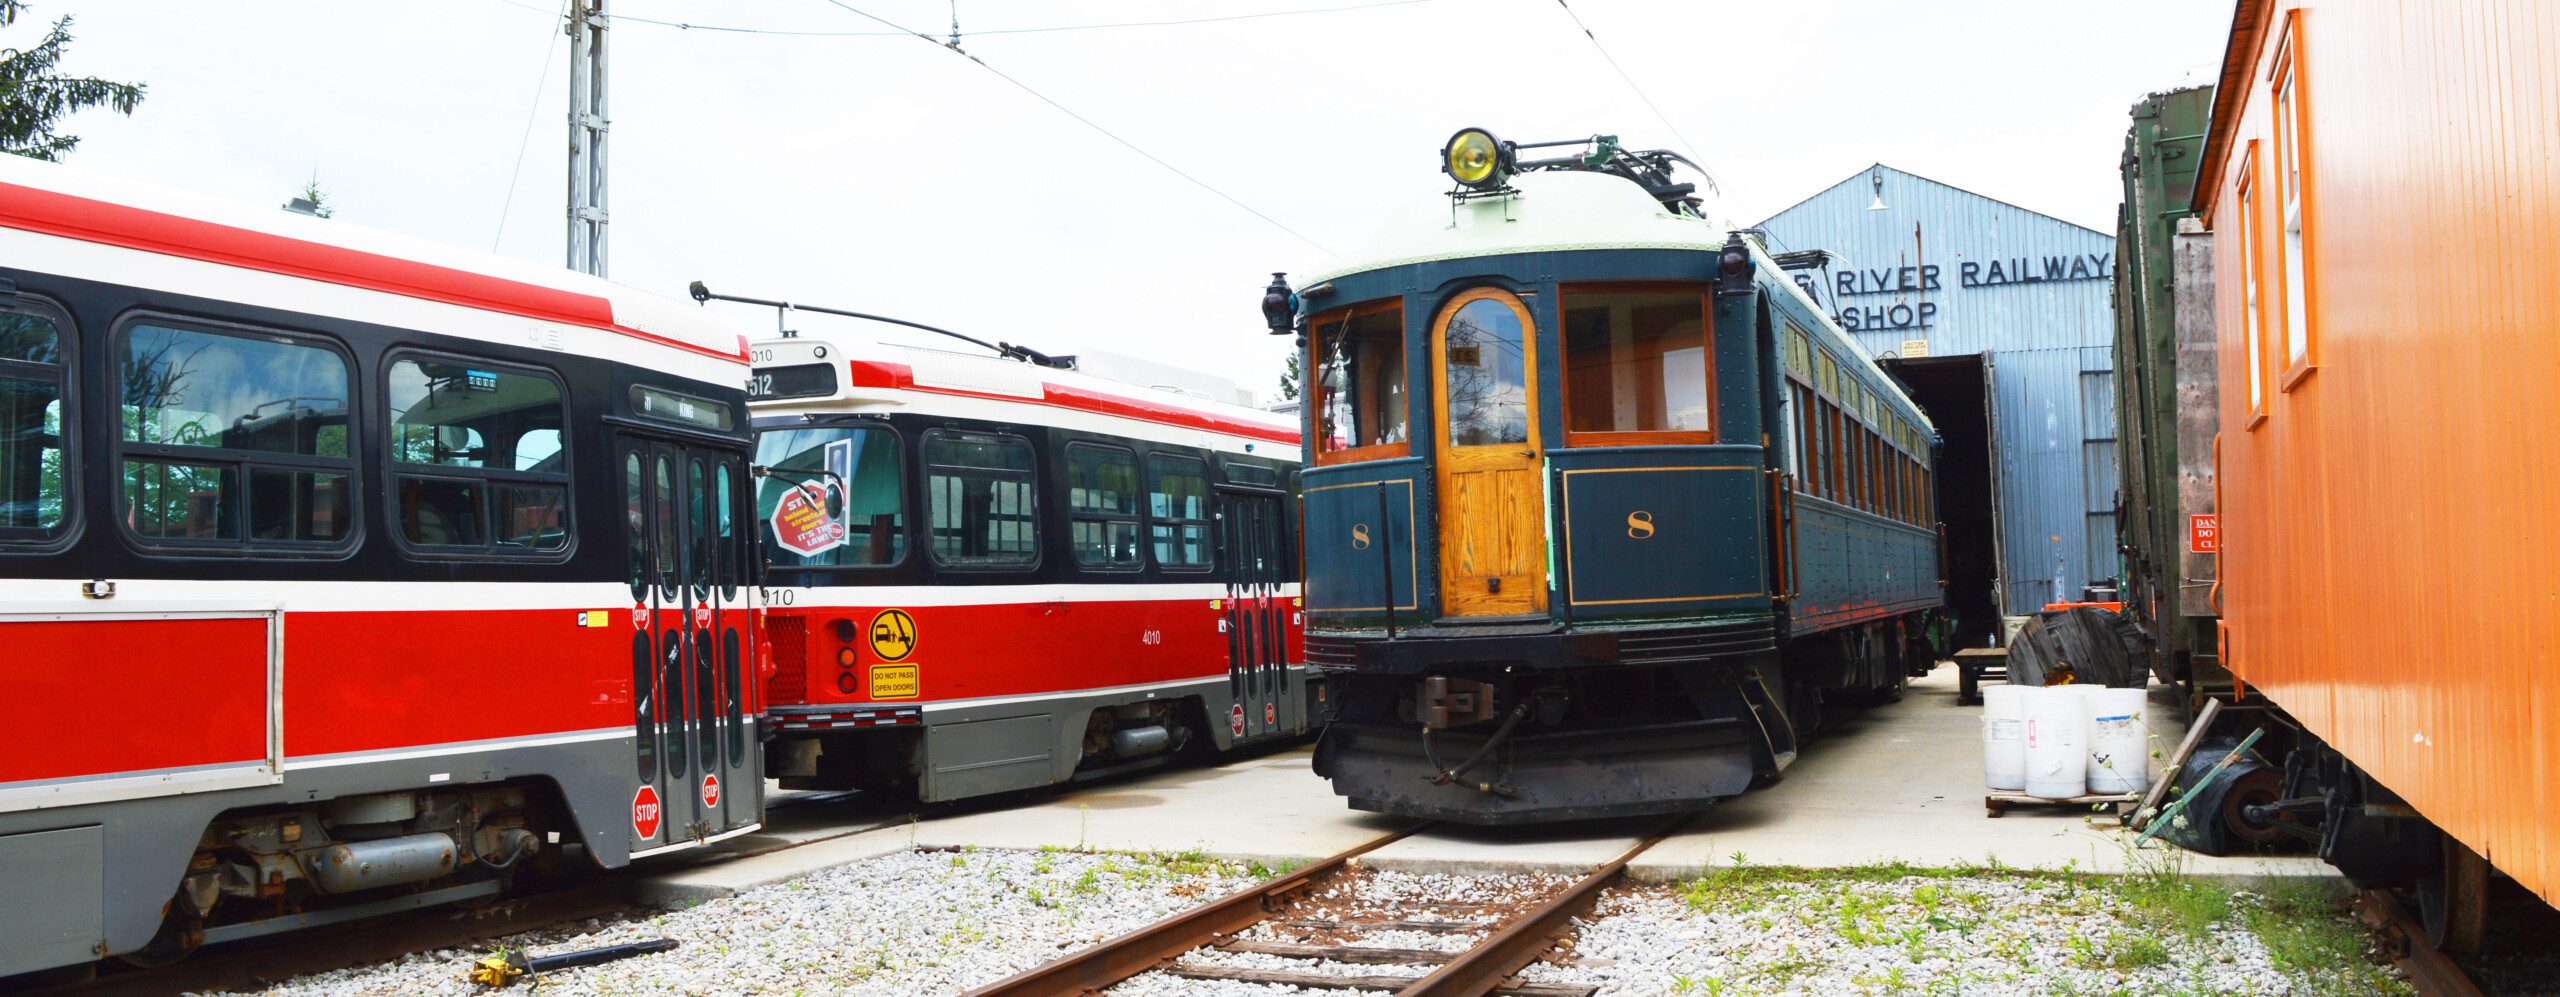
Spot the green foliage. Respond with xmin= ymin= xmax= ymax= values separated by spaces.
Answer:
xmin=1278 ymin=350 xmax=1301 ymax=401
xmin=0 ymin=1 xmax=143 ymax=161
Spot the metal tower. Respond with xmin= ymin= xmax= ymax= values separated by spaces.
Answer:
xmin=566 ymin=1 xmax=608 ymax=276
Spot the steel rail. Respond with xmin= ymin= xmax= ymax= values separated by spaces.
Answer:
xmin=1391 ymin=825 xmax=1677 ymax=997
xmin=960 ymin=822 xmax=1434 ymax=997
xmin=2356 ymin=889 xmax=2487 ymax=997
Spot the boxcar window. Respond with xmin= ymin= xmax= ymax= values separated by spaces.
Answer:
xmin=0 ymin=302 xmax=69 ymax=543
xmin=1560 ymin=288 xmax=1711 ymax=440
xmin=1065 ymin=442 xmax=1141 ymax=570
xmin=2238 ymin=153 xmax=2267 ymax=417
xmin=387 ymin=358 xmax=569 ymax=553
xmin=924 ymin=431 xmax=1037 ymax=568
xmin=120 ymin=321 xmax=352 ymax=548
xmin=2274 ymin=40 xmax=2313 ymax=372
xmin=1147 ymin=453 xmax=1213 ymax=571
xmin=755 ymin=424 xmax=905 ymax=568
xmin=1312 ymin=301 xmax=1408 ymax=459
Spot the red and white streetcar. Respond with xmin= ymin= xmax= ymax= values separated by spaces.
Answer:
xmin=0 ymin=157 xmax=761 ymax=979
xmin=725 ymin=292 xmax=1313 ymax=804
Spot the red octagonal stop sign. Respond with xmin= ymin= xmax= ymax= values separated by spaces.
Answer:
xmin=632 ymin=785 xmax=662 ymax=840
xmin=701 ymin=773 xmax=722 ymax=808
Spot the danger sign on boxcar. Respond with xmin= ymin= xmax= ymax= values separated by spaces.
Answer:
xmin=770 ymin=483 xmax=844 ymax=557
xmin=2189 ymin=514 xmax=2219 ymax=554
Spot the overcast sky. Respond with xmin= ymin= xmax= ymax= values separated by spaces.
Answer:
xmin=39 ymin=0 xmax=2229 ymax=401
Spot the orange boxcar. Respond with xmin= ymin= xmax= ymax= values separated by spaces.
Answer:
xmin=2192 ymin=0 xmax=2560 ymax=944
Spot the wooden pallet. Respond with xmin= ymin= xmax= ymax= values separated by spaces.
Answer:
xmin=1984 ymin=790 xmax=2139 ymax=819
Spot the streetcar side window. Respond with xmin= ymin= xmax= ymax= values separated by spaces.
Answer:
xmin=1064 ymin=442 xmax=1141 ymax=571
xmin=1310 ymin=299 xmax=1409 ymax=463
xmin=119 ymin=320 xmax=353 ymax=549
xmin=755 ymin=424 xmax=906 ymax=569
xmin=1147 ymin=452 xmax=1213 ymax=571
xmin=0 ymin=300 xmax=71 ymax=545
xmin=385 ymin=356 xmax=570 ymax=554
xmin=924 ymin=430 xmax=1038 ymax=569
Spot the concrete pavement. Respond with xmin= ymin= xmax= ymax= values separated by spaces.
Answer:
xmin=634 ymin=664 xmax=2334 ymax=905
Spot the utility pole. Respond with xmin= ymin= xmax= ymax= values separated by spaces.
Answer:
xmin=565 ymin=0 xmax=608 ymax=276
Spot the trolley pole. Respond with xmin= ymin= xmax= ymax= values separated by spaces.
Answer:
xmin=565 ymin=0 xmax=608 ymax=276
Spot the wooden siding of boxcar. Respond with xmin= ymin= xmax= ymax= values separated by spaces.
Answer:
xmin=2198 ymin=0 xmax=2560 ymax=907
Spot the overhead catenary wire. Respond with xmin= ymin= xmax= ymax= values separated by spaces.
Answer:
xmin=490 ymin=0 xmax=570 ymax=251
xmin=491 ymin=0 xmax=1434 ymax=40
xmin=1551 ymin=0 xmax=1717 ymax=194
xmin=806 ymin=0 xmax=1333 ymax=255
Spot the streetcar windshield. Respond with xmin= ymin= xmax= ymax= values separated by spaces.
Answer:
xmin=754 ymin=424 xmax=905 ymax=568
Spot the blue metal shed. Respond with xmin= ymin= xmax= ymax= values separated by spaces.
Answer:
xmin=1758 ymin=164 xmax=2117 ymax=621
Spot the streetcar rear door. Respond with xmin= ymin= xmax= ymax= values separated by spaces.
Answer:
xmin=622 ymin=435 xmax=757 ymax=853
xmin=1430 ymin=289 xmax=1548 ymax=617
xmin=1218 ymin=485 xmax=1292 ymax=743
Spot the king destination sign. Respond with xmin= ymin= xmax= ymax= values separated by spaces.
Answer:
xmin=770 ymin=437 xmax=856 ymax=558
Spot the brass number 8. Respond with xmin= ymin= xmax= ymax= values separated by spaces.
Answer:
xmin=1627 ymin=511 xmax=1656 ymax=539
xmin=1351 ymin=523 xmax=1372 ymax=549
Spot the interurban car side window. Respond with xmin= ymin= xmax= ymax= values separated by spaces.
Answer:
xmin=117 ymin=317 xmax=356 ymax=552
xmin=0 ymin=297 xmax=73 ymax=547
xmin=384 ymin=354 xmax=571 ymax=556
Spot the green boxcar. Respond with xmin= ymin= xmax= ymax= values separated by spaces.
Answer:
xmin=2113 ymin=85 xmax=2227 ymax=713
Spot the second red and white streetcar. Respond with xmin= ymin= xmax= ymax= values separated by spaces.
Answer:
xmin=744 ymin=328 xmax=1312 ymax=803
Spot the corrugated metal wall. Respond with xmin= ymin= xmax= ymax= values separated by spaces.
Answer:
xmin=1760 ymin=166 xmax=2118 ymax=613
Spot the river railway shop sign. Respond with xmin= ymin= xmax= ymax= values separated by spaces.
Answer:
xmin=1790 ymin=252 xmax=2114 ymax=332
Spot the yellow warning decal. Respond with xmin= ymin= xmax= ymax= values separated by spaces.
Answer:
xmin=869 ymin=663 xmax=920 ymax=700
xmin=579 ymin=610 xmax=610 ymax=627
xmin=869 ymin=608 xmax=918 ymax=662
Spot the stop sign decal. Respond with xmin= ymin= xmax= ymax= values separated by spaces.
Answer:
xmin=1230 ymin=704 xmax=1246 ymax=737
xmin=701 ymin=773 xmax=722 ymax=808
xmin=632 ymin=785 xmax=663 ymax=840
xmin=769 ymin=482 xmax=845 ymax=557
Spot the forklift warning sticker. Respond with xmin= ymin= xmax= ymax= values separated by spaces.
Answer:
xmin=869 ymin=663 xmax=920 ymax=700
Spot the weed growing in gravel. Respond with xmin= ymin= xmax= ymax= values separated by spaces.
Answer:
xmin=2235 ymin=878 xmax=2414 ymax=995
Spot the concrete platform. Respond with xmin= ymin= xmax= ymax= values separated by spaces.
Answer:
xmin=633 ymin=663 xmax=2336 ymax=905
xmin=1632 ymin=666 xmax=2334 ymax=884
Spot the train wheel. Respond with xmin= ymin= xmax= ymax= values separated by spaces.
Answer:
xmin=2215 ymin=767 xmax=2289 ymax=848
xmin=2416 ymin=834 xmax=2488 ymax=957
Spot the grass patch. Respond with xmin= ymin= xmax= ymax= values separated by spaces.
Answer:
xmin=2236 ymin=879 xmax=2413 ymax=995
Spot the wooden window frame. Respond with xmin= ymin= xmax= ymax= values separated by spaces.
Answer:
xmin=1557 ymin=282 xmax=1717 ymax=449
xmin=1308 ymin=298 xmax=1411 ymax=467
xmin=2270 ymin=10 xmax=2318 ymax=391
xmin=2236 ymin=143 xmax=2270 ymax=430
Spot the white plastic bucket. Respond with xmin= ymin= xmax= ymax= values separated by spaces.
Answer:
xmin=2085 ymin=687 xmax=2151 ymax=795
xmin=2023 ymin=686 xmax=2089 ymax=799
xmin=1982 ymin=684 xmax=2028 ymax=790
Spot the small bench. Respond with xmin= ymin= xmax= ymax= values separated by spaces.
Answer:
xmin=1953 ymin=647 xmax=2009 ymax=706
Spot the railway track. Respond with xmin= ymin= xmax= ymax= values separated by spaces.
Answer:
xmin=2359 ymin=889 xmax=2489 ymax=997
xmin=965 ymin=820 xmax=1684 ymax=997
xmin=39 ymin=798 xmax=917 ymax=997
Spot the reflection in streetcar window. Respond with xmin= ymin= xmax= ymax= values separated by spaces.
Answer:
xmin=755 ymin=425 xmax=906 ymax=567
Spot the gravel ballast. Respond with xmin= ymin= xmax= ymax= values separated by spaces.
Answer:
xmin=209 ymin=846 xmax=1261 ymax=996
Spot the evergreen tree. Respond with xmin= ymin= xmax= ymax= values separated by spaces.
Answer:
xmin=0 ymin=0 xmax=143 ymax=162
xmin=1277 ymin=351 xmax=1301 ymax=401
xmin=295 ymin=172 xmax=334 ymax=218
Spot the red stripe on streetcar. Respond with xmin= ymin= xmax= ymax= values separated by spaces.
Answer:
xmin=845 ymin=360 xmax=1299 ymax=446
xmin=0 ymin=181 xmax=749 ymax=362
